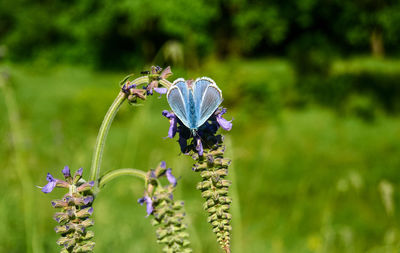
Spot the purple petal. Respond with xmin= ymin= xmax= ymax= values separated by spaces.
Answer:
xmin=83 ymin=196 xmax=94 ymax=205
xmin=41 ymin=181 xmax=57 ymax=193
xmin=220 ymin=108 xmax=227 ymax=115
xmin=160 ymin=161 xmax=166 ymax=169
xmin=76 ymin=168 xmax=83 ymax=176
xmin=162 ymin=111 xmax=177 ymax=138
xmin=215 ymin=108 xmax=232 ymax=131
xmin=41 ymin=173 xmax=57 ymax=193
xmin=162 ymin=110 xmax=174 ymax=119
xmin=138 ymin=197 xmax=145 ymax=205
xmin=169 ymin=117 xmax=177 ymax=138
xmin=127 ymin=83 xmax=137 ymax=89
xmin=73 ymin=168 xmax=84 ymax=183
xmin=138 ymin=196 xmax=153 ymax=216
xmin=154 ymin=87 xmax=167 ymax=94
xmin=62 ymin=166 xmax=71 ymax=179
xmin=216 ymin=115 xmax=232 ymax=131
xmin=46 ymin=173 xmax=55 ymax=182
xmin=150 ymin=170 xmax=156 ymax=179
xmin=166 ymin=168 xmax=177 ymax=187
xmin=195 ymin=137 xmax=203 ymax=156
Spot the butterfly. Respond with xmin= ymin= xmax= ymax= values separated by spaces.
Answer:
xmin=167 ymin=77 xmax=223 ymax=134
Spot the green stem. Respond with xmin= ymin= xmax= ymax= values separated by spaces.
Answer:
xmin=89 ymin=91 xmax=126 ymax=185
xmin=89 ymin=76 xmax=151 ymax=189
xmin=98 ymin=168 xmax=148 ymax=188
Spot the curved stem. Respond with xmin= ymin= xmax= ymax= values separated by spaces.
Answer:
xmin=99 ymin=168 xmax=147 ymax=188
xmin=89 ymin=74 xmax=169 ymax=190
xmin=89 ymin=92 xmax=126 ymax=185
xmin=89 ymin=75 xmax=151 ymax=189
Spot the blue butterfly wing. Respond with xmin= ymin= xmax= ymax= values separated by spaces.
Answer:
xmin=193 ymin=78 xmax=210 ymax=108
xmin=193 ymin=77 xmax=223 ymax=129
xmin=167 ymin=79 xmax=191 ymax=129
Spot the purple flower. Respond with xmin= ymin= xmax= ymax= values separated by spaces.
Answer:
xmin=72 ymin=167 xmax=83 ymax=183
xmin=62 ymin=166 xmax=71 ymax=179
xmin=83 ymin=196 xmax=94 ymax=205
xmin=41 ymin=173 xmax=57 ymax=193
xmin=150 ymin=170 xmax=157 ymax=179
xmin=215 ymin=108 xmax=232 ymax=131
xmin=162 ymin=110 xmax=177 ymax=138
xmin=122 ymin=82 xmax=137 ymax=94
xmin=160 ymin=161 xmax=166 ymax=169
xmin=138 ymin=196 xmax=153 ymax=216
xmin=195 ymin=136 xmax=203 ymax=156
xmin=166 ymin=168 xmax=177 ymax=187
xmin=127 ymin=83 xmax=137 ymax=89
xmin=154 ymin=87 xmax=167 ymax=94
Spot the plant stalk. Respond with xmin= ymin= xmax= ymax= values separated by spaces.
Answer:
xmin=89 ymin=91 xmax=127 ymax=187
xmin=98 ymin=168 xmax=148 ymax=188
xmin=89 ymin=76 xmax=152 ymax=189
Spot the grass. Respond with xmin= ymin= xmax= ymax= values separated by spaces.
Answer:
xmin=0 ymin=58 xmax=400 ymax=252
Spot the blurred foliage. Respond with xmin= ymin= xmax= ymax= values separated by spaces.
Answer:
xmin=1 ymin=0 xmax=400 ymax=68
xmin=1 ymin=60 xmax=400 ymax=252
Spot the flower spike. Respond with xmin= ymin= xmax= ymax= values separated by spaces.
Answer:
xmin=39 ymin=167 xmax=95 ymax=252
xmin=138 ymin=162 xmax=192 ymax=252
xmin=163 ymin=105 xmax=233 ymax=252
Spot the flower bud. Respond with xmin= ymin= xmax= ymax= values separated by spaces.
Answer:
xmin=72 ymin=168 xmax=83 ymax=184
xmin=76 ymin=181 xmax=94 ymax=192
xmin=51 ymin=199 xmax=68 ymax=208
xmin=55 ymin=224 xmax=72 ymax=234
xmin=81 ymin=219 xmax=94 ymax=228
xmin=76 ymin=207 xmax=93 ymax=218
xmin=74 ymin=241 xmax=95 ymax=252
xmin=53 ymin=212 xmax=70 ymax=224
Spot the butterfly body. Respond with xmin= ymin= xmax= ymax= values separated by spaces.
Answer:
xmin=167 ymin=77 xmax=223 ymax=132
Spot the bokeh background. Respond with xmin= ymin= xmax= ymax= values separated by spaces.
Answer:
xmin=1 ymin=0 xmax=400 ymax=252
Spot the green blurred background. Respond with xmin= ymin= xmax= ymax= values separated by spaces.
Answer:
xmin=1 ymin=0 xmax=400 ymax=252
